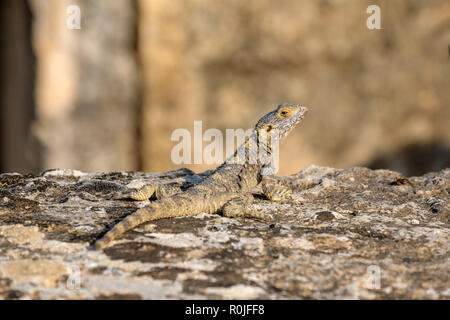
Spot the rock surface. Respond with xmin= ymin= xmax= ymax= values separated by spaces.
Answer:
xmin=0 ymin=166 xmax=448 ymax=299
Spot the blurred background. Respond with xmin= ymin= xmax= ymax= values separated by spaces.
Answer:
xmin=0 ymin=0 xmax=449 ymax=176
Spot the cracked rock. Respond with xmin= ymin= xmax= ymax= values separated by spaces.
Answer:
xmin=0 ymin=166 xmax=448 ymax=299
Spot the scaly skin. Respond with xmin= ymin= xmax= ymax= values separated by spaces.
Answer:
xmin=92 ymin=103 xmax=308 ymax=250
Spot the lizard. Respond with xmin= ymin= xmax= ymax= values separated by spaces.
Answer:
xmin=92 ymin=103 xmax=308 ymax=250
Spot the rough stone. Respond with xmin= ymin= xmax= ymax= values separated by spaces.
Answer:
xmin=0 ymin=166 xmax=448 ymax=299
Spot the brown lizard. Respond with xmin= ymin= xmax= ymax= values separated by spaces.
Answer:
xmin=92 ymin=103 xmax=308 ymax=250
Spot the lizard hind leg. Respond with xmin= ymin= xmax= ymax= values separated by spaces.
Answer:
xmin=222 ymin=193 xmax=273 ymax=221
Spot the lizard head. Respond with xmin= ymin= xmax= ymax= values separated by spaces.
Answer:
xmin=255 ymin=103 xmax=308 ymax=141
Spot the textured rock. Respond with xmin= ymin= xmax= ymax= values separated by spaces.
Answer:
xmin=0 ymin=166 xmax=448 ymax=299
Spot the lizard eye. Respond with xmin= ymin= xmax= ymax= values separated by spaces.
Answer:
xmin=278 ymin=109 xmax=291 ymax=118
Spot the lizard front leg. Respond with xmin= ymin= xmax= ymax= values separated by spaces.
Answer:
xmin=261 ymin=175 xmax=293 ymax=202
xmin=112 ymin=182 xmax=180 ymax=201
xmin=222 ymin=193 xmax=273 ymax=220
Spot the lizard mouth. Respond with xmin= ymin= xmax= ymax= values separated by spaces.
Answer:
xmin=279 ymin=106 xmax=308 ymax=138
xmin=255 ymin=105 xmax=308 ymax=139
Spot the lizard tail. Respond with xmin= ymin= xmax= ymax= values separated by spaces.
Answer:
xmin=92 ymin=195 xmax=199 ymax=250
xmin=92 ymin=206 xmax=158 ymax=250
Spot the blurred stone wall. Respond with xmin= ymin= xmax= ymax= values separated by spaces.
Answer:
xmin=28 ymin=0 xmax=139 ymax=172
xmin=0 ymin=0 xmax=39 ymax=173
xmin=139 ymin=0 xmax=450 ymax=176
xmin=1 ymin=0 xmax=449 ymax=176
